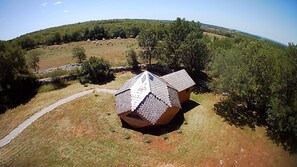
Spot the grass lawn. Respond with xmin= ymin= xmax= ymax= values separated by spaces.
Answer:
xmin=0 ymin=71 xmax=296 ymax=166
xmin=0 ymin=72 xmax=135 ymax=139
xmin=28 ymin=38 xmax=141 ymax=70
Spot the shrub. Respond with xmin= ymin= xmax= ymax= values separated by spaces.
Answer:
xmin=144 ymin=138 xmax=152 ymax=143
xmin=162 ymin=134 xmax=168 ymax=140
xmin=176 ymin=129 xmax=182 ymax=134
xmin=51 ymin=77 xmax=67 ymax=89
xmin=123 ymin=133 xmax=131 ymax=140
xmin=126 ymin=48 xmax=140 ymax=71
xmin=109 ymin=128 xmax=116 ymax=133
xmin=78 ymin=57 xmax=113 ymax=84
xmin=72 ymin=46 xmax=86 ymax=63
xmin=38 ymin=84 xmax=55 ymax=93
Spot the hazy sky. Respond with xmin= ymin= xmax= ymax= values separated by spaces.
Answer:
xmin=0 ymin=0 xmax=296 ymax=45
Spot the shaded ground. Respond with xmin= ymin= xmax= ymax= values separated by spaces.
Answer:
xmin=214 ymin=97 xmax=297 ymax=154
xmin=121 ymin=100 xmax=199 ymax=136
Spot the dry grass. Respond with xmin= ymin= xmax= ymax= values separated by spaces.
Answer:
xmin=97 ymin=71 xmax=137 ymax=90
xmin=29 ymin=38 xmax=140 ymax=70
xmin=0 ymin=81 xmax=90 ymax=139
xmin=0 ymin=72 xmax=136 ymax=139
xmin=0 ymin=72 xmax=296 ymax=166
xmin=203 ymin=32 xmax=227 ymax=39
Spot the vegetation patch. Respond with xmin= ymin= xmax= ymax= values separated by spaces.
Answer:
xmin=78 ymin=57 xmax=114 ymax=84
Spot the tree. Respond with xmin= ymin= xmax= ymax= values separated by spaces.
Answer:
xmin=0 ymin=42 xmax=38 ymax=112
xmin=93 ymin=25 xmax=106 ymax=40
xmin=26 ymin=50 xmax=42 ymax=71
xmin=266 ymin=43 xmax=297 ymax=150
xmin=128 ymin=26 xmax=140 ymax=38
xmin=208 ymin=41 xmax=297 ymax=152
xmin=137 ymin=28 xmax=159 ymax=67
xmin=126 ymin=48 xmax=139 ymax=71
xmin=52 ymin=32 xmax=62 ymax=44
xmin=78 ymin=57 xmax=113 ymax=84
xmin=157 ymin=18 xmax=207 ymax=71
xmin=178 ymin=32 xmax=208 ymax=73
xmin=18 ymin=36 xmax=36 ymax=50
xmin=71 ymin=46 xmax=86 ymax=63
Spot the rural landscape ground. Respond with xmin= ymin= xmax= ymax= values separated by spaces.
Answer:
xmin=30 ymin=38 xmax=139 ymax=70
xmin=1 ymin=24 xmax=296 ymax=167
xmin=0 ymin=71 xmax=296 ymax=166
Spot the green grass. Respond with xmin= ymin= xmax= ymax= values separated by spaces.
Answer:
xmin=38 ymin=84 xmax=56 ymax=93
xmin=0 ymin=72 xmax=296 ymax=166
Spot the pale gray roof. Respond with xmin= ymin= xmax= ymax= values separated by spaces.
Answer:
xmin=161 ymin=69 xmax=195 ymax=92
xmin=115 ymin=71 xmax=181 ymax=124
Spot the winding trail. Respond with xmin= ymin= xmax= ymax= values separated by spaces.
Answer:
xmin=0 ymin=88 xmax=117 ymax=147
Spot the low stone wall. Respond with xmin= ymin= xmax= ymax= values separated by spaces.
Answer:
xmin=38 ymin=64 xmax=149 ymax=85
xmin=37 ymin=63 xmax=82 ymax=75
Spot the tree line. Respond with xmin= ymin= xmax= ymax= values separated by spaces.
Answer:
xmin=12 ymin=19 xmax=166 ymax=50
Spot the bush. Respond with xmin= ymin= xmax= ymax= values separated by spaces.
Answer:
xmin=38 ymin=84 xmax=55 ymax=93
xmin=162 ymin=134 xmax=168 ymax=140
xmin=123 ymin=133 xmax=131 ymax=140
xmin=78 ymin=57 xmax=114 ymax=84
xmin=109 ymin=128 xmax=116 ymax=133
xmin=126 ymin=48 xmax=140 ymax=71
xmin=72 ymin=46 xmax=86 ymax=63
xmin=52 ymin=77 xmax=67 ymax=89
xmin=144 ymin=138 xmax=152 ymax=143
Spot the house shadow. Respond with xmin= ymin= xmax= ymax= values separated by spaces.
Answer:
xmin=121 ymin=100 xmax=199 ymax=136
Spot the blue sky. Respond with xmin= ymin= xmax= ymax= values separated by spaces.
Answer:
xmin=0 ymin=0 xmax=296 ymax=45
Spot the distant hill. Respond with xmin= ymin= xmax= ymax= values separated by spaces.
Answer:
xmin=8 ymin=19 xmax=285 ymax=50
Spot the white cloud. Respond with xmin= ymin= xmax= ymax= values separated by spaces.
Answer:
xmin=54 ymin=1 xmax=62 ymax=5
xmin=42 ymin=2 xmax=47 ymax=6
xmin=64 ymin=10 xmax=68 ymax=13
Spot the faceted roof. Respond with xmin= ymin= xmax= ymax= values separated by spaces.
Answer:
xmin=115 ymin=71 xmax=181 ymax=124
xmin=161 ymin=69 xmax=196 ymax=92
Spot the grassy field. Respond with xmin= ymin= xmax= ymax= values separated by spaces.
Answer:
xmin=28 ymin=32 xmax=225 ymax=71
xmin=28 ymin=38 xmax=140 ymax=70
xmin=203 ymin=32 xmax=227 ymax=39
xmin=0 ymin=71 xmax=296 ymax=166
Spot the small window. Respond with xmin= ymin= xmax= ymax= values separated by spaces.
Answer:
xmin=126 ymin=113 xmax=143 ymax=120
xmin=148 ymin=74 xmax=154 ymax=81
xmin=186 ymin=88 xmax=190 ymax=93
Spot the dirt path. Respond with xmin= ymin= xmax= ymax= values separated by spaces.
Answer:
xmin=0 ymin=88 xmax=117 ymax=147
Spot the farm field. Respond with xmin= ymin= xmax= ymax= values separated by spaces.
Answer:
xmin=0 ymin=71 xmax=296 ymax=166
xmin=28 ymin=38 xmax=140 ymax=70
xmin=28 ymin=32 xmax=225 ymax=70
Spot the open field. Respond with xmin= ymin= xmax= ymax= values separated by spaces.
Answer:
xmin=0 ymin=71 xmax=296 ymax=166
xmin=203 ymin=32 xmax=227 ymax=39
xmin=28 ymin=38 xmax=140 ymax=70
xmin=28 ymin=32 xmax=225 ymax=70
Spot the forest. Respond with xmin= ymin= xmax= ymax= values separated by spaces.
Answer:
xmin=0 ymin=18 xmax=296 ymax=152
